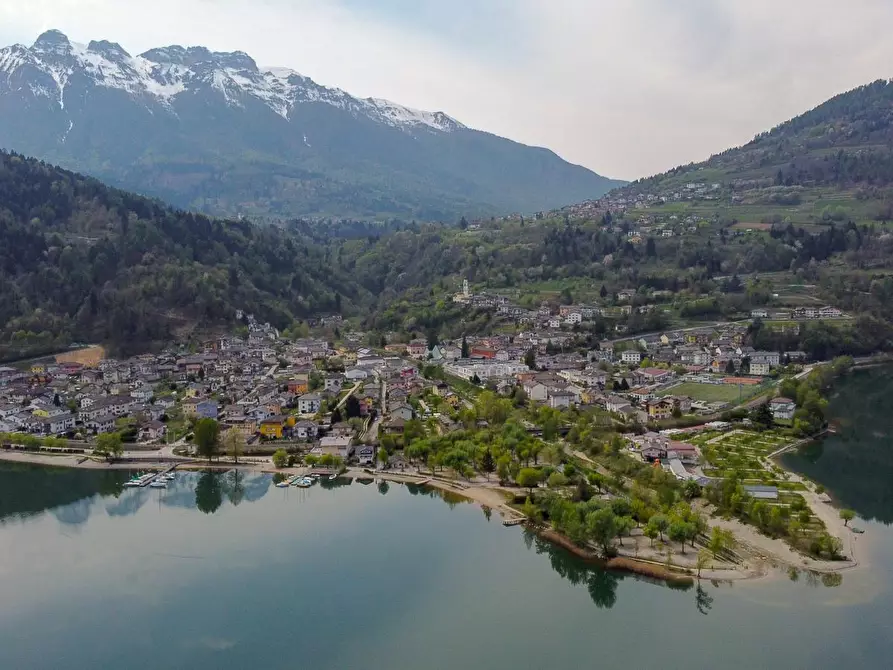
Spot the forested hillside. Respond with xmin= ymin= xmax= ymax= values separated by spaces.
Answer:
xmin=0 ymin=151 xmax=369 ymax=358
xmin=616 ymin=79 xmax=893 ymax=227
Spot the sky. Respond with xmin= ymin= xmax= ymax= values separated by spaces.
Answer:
xmin=2 ymin=0 xmax=893 ymax=181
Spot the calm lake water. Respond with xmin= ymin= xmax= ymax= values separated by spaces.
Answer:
xmin=2 ymin=370 xmax=893 ymax=670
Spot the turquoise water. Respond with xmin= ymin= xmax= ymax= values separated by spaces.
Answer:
xmin=0 ymin=460 xmax=891 ymax=669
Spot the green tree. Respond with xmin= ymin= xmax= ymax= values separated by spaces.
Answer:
xmin=461 ymin=336 xmax=469 ymax=359
xmin=668 ymin=520 xmax=690 ymax=554
xmin=496 ymin=454 xmax=512 ymax=484
xmin=272 ymin=448 xmax=289 ymax=468
xmin=586 ymin=508 xmax=619 ymax=555
xmin=94 ymin=432 xmax=123 ymax=461
xmin=516 ymin=468 xmax=542 ymax=494
xmin=839 ymin=509 xmax=855 ymax=526
xmin=650 ymin=513 xmax=669 ymax=541
xmin=644 ymin=522 xmax=659 ymax=546
xmin=480 ymin=448 xmax=496 ymax=480
xmin=708 ymin=527 xmax=735 ymax=558
xmin=547 ymin=472 xmax=568 ymax=488
xmin=615 ymin=515 xmax=635 ymax=546
xmin=683 ymin=480 xmax=702 ymax=500
xmin=524 ymin=347 xmax=537 ymax=370
xmin=749 ymin=402 xmax=774 ymax=429
xmin=223 ymin=428 xmax=244 ymax=464
xmin=193 ymin=418 xmax=220 ymax=462
xmin=696 ymin=549 xmax=712 ymax=579
xmin=378 ymin=447 xmax=390 ymax=468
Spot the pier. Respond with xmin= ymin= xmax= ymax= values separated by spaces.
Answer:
xmin=139 ymin=463 xmax=178 ymax=487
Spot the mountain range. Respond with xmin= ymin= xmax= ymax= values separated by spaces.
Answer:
xmin=0 ymin=30 xmax=623 ymax=220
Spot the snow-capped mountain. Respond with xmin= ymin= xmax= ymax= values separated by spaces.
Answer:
xmin=0 ymin=30 xmax=623 ymax=219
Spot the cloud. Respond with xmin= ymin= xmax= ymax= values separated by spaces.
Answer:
xmin=1 ymin=0 xmax=892 ymax=181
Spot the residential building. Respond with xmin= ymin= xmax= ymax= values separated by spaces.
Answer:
xmin=769 ymin=397 xmax=796 ymax=421
xmin=298 ymin=393 xmax=322 ymax=414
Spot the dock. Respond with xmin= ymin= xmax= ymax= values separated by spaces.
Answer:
xmin=139 ymin=463 xmax=178 ymax=487
xmin=502 ymin=517 xmax=527 ymax=527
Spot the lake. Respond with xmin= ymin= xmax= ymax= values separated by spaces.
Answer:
xmin=2 ymin=368 xmax=893 ymax=669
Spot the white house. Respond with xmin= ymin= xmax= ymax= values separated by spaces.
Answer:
xmin=769 ymin=397 xmax=796 ymax=421
xmin=621 ymin=350 xmax=642 ymax=365
xmin=750 ymin=361 xmax=771 ymax=376
xmin=298 ymin=393 xmax=323 ymax=414
xmin=548 ymin=389 xmax=575 ymax=409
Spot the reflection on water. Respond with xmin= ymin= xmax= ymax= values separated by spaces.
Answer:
xmin=0 ymin=465 xmax=272 ymax=526
xmin=0 ymin=462 xmax=129 ymax=524
xmin=522 ymin=527 xmax=628 ymax=610
xmin=781 ymin=366 xmax=893 ymax=524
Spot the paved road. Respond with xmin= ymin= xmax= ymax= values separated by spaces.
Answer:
xmin=335 ymin=381 xmax=362 ymax=410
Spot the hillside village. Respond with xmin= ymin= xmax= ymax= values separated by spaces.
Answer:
xmin=0 ymin=301 xmax=830 ymax=476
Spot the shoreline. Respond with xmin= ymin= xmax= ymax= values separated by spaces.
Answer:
xmin=0 ymin=449 xmax=866 ymax=584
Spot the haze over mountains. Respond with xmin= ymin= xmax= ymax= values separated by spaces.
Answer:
xmin=0 ymin=30 xmax=623 ymax=220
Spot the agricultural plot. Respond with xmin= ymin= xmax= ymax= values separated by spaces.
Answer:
xmin=690 ymin=430 xmax=795 ymax=481
xmin=689 ymin=429 xmax=824 ymax=536
xmin=659 ymin=382 xmax=753 ymax=404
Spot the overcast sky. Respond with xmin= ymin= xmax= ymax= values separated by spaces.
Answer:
xmin=2 ymin=0 xmax=893 ymax=180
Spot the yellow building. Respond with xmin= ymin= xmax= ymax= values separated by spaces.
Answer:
xmin=259 ymin=416 xmax=286 ymax=439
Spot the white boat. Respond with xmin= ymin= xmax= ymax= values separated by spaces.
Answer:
xmin=275 ymin=481 xmax=290 ymax=488
xmin=149 ymin=479 xmax=168 ymax=489
xmin=123 ymin=480 xmax=141 ymax=488
xmin=295 ymin=477 xmax=314 ymax=488
xmin=328 ymin=474 xmax=338 ymax=481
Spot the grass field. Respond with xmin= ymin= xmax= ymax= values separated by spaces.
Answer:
xmin=659 ymin=382 xmax=749 ymax=403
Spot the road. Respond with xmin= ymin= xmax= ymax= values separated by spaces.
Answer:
xmin=335 ymin=381 xmax=362 ymax=410
xmin=608 ymin=320 xmax=742 ymax=346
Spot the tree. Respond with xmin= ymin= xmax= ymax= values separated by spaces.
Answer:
xmin=547 ymin=472 xmax=568 ymax=488
xmin=223 ymin=428 xmax=244 ymax=464
xmin=524 ymin=347 xmax=537 ymax=370
xmin=683 ymin=480 xmax=702 ymax=500
xmin=272 ymin=448 xmax=289 ymax=468
xmin=696 ymin=549 xmax=712 ymax=579
xmin=461 ymin=336 xmax=469 ymax=359
xmin=94 ymin=432 xmax=123 ymax=461
xmin=331 ymin=406 xmax=342 ymax=424
xmin=599 ymin=284 xmax=608 ymax=299
xmin=345 ymin=395 xmax=362 ymax=419
xmin=724 ymin=360 xmax=736 ymax=375
xmin=708 ymin=527 xmax=735 ymax=558
xmin=644 ymin=522 xmax=659 ymax=546
xmin=193 ymin=418 xmax=220 ymax=462
xmin=839 ymin=509 xmax=855 ymax=526
xmin=480 ymin=448 xmax=495 ymax=480
xmin=645 ymin=237 xmax=657 ymax=257
xmin=516 ymin=468 xmax=542 ymax=494
xmin=650 ymin=514 xmax=669 ymax=541
xmin=749 ymin=402 xmax=774 ymax=429
xmin=615 ymin=516 xmax=635 ymax=546
xmin=496 ymin=454 xmax=512 ymax=484
xmin=586 ymin=508 xmax=619 ymax=555
xmin=668 ymin=520 xmax=690 ymax=554
xmin=377 ymin=447 xmax=390 ymax=469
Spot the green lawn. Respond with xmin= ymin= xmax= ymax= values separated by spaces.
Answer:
xmin=659 ymin=382 xmax=749 ymax=403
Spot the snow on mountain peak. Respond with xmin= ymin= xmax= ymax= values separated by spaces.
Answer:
xmin=1 ymin=31 xmax=466 ymax=133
